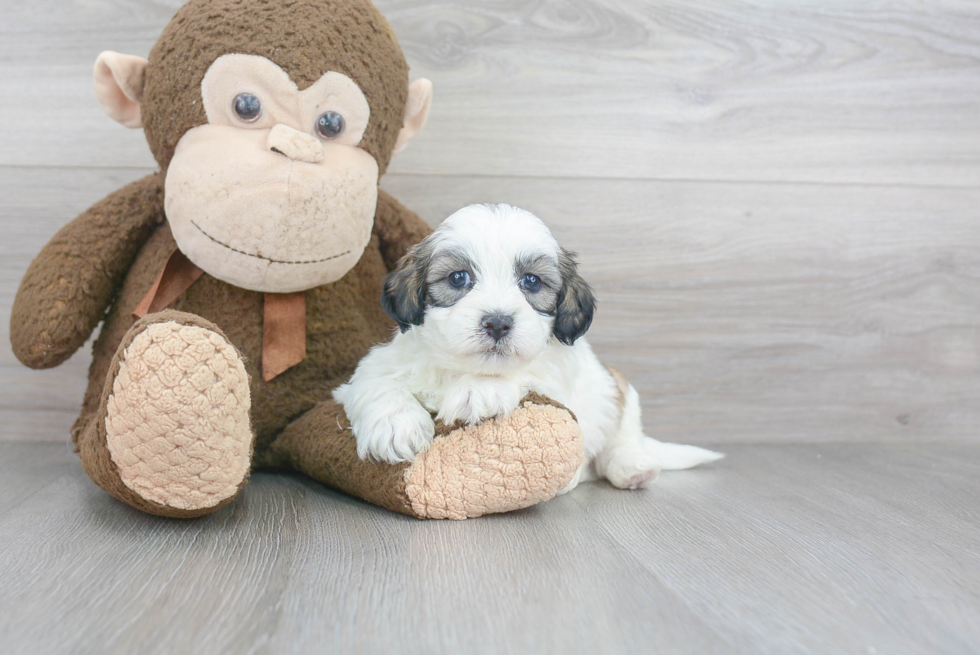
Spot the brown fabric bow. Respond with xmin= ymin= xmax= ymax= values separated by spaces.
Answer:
xmin=134 ymin=249 xmax=306 ymax=381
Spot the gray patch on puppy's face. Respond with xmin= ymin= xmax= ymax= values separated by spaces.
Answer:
xmin=514 ymin=253 xmax=561 ymax=314
xmin=425 ymin=248 xmax=476 ymax=308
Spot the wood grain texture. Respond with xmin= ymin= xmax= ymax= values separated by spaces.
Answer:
xmin=573 ymin=443 xmax=980 ymax=654
xmin=0 ymin=0 xmax=979 ymax=185
xmin=2 ymin=442 xmax=978 ymax=654
xmin=3 ymin=3 xmax=978 ymax=654
xmin=4 ymin=167 xmax=977 ymax=444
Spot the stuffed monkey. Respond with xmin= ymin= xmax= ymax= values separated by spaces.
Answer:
xmin=10 ymin=0 xmax=583 ymax=520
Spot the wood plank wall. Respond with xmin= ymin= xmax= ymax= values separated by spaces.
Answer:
xmin=1 ymin=0 xmax=978 ymax=444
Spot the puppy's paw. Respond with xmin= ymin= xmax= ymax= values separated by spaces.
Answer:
xmin=556 ymin=462 xmax=588 ymax=496
xmin=437 ymin=378 xmax=523 ymax=425
xmin=351 ymin=401 xmax=435 ymax=464
xmin=602 ymin=446 xmax=662 ymax=490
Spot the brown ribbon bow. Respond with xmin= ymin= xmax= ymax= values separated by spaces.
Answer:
xmin=134 ymin=249 xmax=306 ymax=381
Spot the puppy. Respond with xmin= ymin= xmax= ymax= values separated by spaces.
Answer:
xmin=333 ymin=204 xmax=722 ymax=492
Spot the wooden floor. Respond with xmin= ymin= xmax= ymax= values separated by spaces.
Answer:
xmin=2 ymin=442 xmax=978 ymax=655
xmin=2 ymin=0 xmax=979 ymax=653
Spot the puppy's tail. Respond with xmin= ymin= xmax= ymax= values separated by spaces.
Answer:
xmin=645 ymin=440 xmax=725 ymax=470
xmin=609 ymin=367 xmax=724 ymax=471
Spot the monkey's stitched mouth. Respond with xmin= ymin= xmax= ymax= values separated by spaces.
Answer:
xmin=191 ymin=220 xmax=351 ymax=265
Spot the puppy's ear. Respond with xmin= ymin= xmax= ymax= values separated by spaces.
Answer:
xmin=382 ymin=242 xmax=430 ymax=331
xmin=554 ymin=248 xmax=596 ymax=345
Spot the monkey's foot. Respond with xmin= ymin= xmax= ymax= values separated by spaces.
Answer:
xmin=404 ymin=393 xmax=585 ymax=519
xmin=104 ymin=314 xmax=253 ymax=512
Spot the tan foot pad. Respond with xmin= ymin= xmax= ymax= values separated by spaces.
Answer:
xmin=105 ymin=321 xmax=252 ymax=511
xmin=404 ymin=399 xmax=584 ymax=520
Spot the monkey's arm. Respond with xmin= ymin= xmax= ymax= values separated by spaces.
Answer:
xmin=373 ymin=189 xmax=433 ymax=271
xmin=11 ymin=173 xmax=165 ymax=369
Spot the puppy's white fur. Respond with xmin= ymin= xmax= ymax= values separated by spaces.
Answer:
xmin=334 ymin=204 xmax=722 ymax=491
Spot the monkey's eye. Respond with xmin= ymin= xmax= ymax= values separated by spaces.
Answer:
xmin=448 ymin=271 xmax=471 ymax=289
xmin=315 ymin=111 xmax=346 ymax=139
xmin=233 ymin=93 xmax=262 ymax=123
xmin=520 ymin=273 xmax=542 ymax=293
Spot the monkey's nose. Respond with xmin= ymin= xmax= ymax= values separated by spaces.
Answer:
xmin=481 ymin=314 xmax=514 ymax=342
xmin=267 ymin=124 xmax=324 ymax=164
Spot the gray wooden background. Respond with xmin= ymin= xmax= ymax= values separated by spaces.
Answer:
xmin=2 ymin=0 xmax=978 ymax=446
xmin=3 ymin=4 xmax=980 ymax=654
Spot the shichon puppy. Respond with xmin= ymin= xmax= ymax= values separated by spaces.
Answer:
xmin=333 ymin=204 xmax=722 ymax=492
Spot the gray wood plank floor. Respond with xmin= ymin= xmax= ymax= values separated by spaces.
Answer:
xmin=2 ymin=442 xmax=978 ymax=655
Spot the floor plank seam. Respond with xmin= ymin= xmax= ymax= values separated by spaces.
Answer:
xmin=565 ymin=490 xmax=737 ymax=648
xmin=2 ymin=163 xmax=979 ymax=192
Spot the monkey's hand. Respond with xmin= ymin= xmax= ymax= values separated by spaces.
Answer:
xmin=11 ymin=173 xmax=165 ymax=369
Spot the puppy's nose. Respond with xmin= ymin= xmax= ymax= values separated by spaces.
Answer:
xmin=482 ymin=314 xmax=514 ymax=342
xmin=267 ymin=124 xmax=324 ymax=163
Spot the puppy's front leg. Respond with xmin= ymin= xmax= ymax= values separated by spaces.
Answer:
xmin=436 ymin=375 xmax=525 ymax=425
xmin=333 ymin=380 xmax=435 ymax=464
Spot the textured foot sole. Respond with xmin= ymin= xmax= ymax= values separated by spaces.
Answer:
xmin=105 ymin=321 xmax=252 ymax=511
xmin=404 ymin=398 xmax=584 ymax=520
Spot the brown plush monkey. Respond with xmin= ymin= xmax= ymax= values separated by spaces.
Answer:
xmin=10 ymin=0 xmax=583 ymax=520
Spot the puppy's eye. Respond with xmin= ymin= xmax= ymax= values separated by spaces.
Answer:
xmin=233 ymin=93 xmax=262 ymax=122
xmin=520 ymin=273 xmax=542 ymax=293
xmin=315 ymin=111 xmax=346 ymax=139
xmin=448 ymin=271 xmax=471 ymax=289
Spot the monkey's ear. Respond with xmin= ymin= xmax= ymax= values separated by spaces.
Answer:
xmin=93 ymin=51 xmax=148 ymax=129
xmin=392 ymin=78 xmax=433 ymax=155
xmin=381 ymin=243 xmax=430 ymax=331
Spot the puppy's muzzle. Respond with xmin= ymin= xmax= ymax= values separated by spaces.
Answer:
xmin=481 ymin=313 xmax=513 ymax=342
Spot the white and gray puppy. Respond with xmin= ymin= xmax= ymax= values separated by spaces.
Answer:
xmin=334 ymin=204 xmax=722 ymax=491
